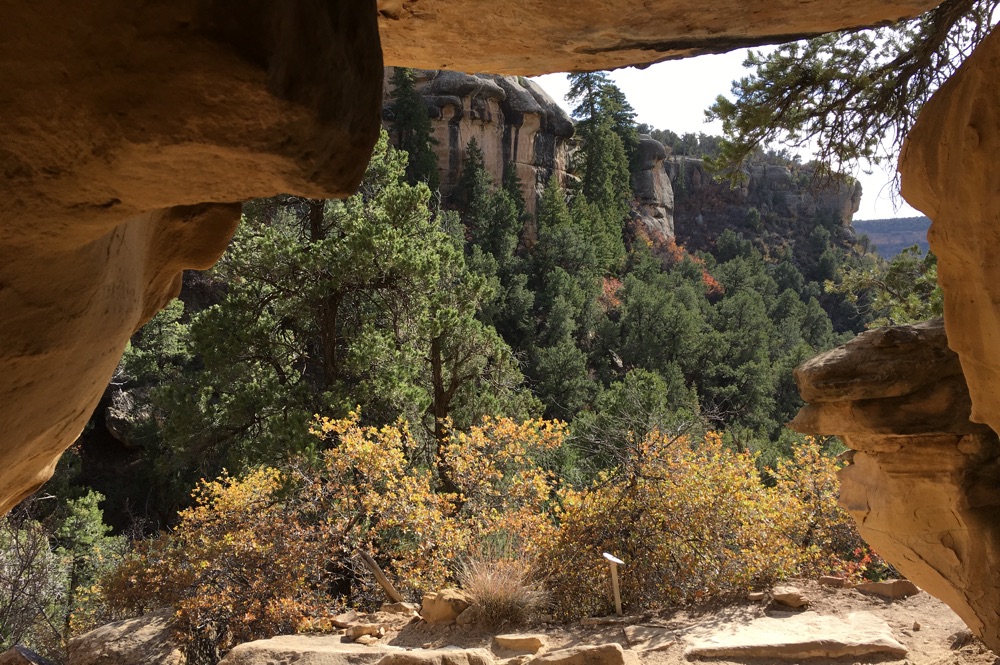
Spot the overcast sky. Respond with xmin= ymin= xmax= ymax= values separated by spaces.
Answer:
xmin=531 ymin=51 xmax=922 ymax=221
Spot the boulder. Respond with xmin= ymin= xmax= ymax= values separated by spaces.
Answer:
xmin=494 ymin=635 xmax=547 ymax=654
xmin=67 ymin=612 xmax=185 ymax=665
xmin=771 ymin=586 xmax=810 ymax=608
xmin=683 ymin=611 xmax=907 ymax=659
xmin=855 ymin=579 xmax=922 ymax=599
xmin=527 ymin=644 xmax=640 ymax=665
xmin=420 ymin=588 xmax=472 ymax=625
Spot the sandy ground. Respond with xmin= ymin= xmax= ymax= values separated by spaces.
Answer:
xmin=379 ymin=580 xmax=998 ymax=665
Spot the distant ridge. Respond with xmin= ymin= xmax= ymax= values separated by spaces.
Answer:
xmin=852 ymin=216 xmax=930 ymax=258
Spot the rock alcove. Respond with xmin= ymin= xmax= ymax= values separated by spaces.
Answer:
xmin=1 ymin=0 xmax=998 ymax=652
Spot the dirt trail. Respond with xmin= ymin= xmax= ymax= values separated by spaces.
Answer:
xmin=381 ymin=580 xmax=998 ymax=665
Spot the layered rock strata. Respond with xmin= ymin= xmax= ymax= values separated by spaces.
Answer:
xmin=790 ymin=319 xmax=1000 ymax=652
xmin=385 ymin=69 xmax=574 ymax=216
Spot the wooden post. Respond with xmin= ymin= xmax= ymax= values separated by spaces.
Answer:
xmin=358 ymin=550 xmax=405 ymax=603
xmin=603 ymin=552 xmax=624 ymax=616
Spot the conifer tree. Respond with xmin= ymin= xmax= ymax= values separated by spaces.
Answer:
xmin=388 ymin=67 xmax=440 ymax=189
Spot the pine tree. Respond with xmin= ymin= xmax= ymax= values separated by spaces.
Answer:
xmin=388 ymin=67 xmax=440 ymax=189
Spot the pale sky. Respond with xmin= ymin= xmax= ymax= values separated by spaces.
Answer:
xmin=531 ymin=51 xmax=921 ymax=221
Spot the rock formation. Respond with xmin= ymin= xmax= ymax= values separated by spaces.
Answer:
xmin=0 ymin=0 xmax=384 ymax=516
xmin=384 ymin=69 xmax=574 ymax=216
xmin=790 ymin=319 xmax=1000 ymax=653
xmin=631 ymin=137 xmax=675 ymax=241
xmin=666 ymin=156 xmax=862 ymax=250
xmin=376 ymin=0 xmax=942 ymax=74
xmin=899 ymin=27 xmax=1000 ymax=438
xmin=2 ymin=0 xmax=999 ymax=651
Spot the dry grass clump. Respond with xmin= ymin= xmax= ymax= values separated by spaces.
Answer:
xmin=459 ymin=557 xmax=548 ymax=629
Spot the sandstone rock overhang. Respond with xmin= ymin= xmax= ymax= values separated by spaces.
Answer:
xmin=377 ymin=0 xmax=944 ymax=74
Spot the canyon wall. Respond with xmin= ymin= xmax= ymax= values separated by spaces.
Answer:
xmin=384 ymin=69 xmax=574 ymax=215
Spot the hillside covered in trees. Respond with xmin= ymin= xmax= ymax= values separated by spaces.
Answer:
xmin=0 ymin=70 xmax=942 ymax=663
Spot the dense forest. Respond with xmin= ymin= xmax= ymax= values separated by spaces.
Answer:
xmin=0 ymin=70 xmax=942 ymax=663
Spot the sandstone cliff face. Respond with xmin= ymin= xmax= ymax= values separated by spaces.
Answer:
xmin=631 ymin=137 xmax=676 ymax=241
xmin=791 ymin=319 xmax=1000 ymax=654
xmin=0 ymin=0 xmax=384 ymax=515
xmin=385 ymin=69 xmax=574 ymax=216
xmin=900 ymin=27 xmax=1000 ymax=438
xmin=665 ymin=156 xmax=861 ymax=249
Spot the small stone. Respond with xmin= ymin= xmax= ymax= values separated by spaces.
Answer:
xmin=456 ymin=606 xmax=480 ymax=626
xmin=913 ymin=621 xmax=921 ymax=631
xmin=0 ymin=646 xmax=56 ymax=665
xmin=580 ymin=615 xmax=640 ymax=626
xmin=421 ymin=588 xmax=472 ymax=625
xmin=527 ymin=643 xmax=639 ymax=665
xmin=747 ymin=592 xmax=766 ymax=601
xmin=624 ymin=625 xmax=675 ymax=652
xmin=354 ymin=635 xmax=380 ymax=646
xmin=772 ymin=585 xmax=811 ymax=608
xmin=495 ymin=634 xmax=547 ymax=653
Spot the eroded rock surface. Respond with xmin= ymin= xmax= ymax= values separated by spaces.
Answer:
xmin=0 ymin=0 xmax=383 ymax=514
xmin=900 ymin=27 xmax=1000 ymax=438
xmin=791 ymin=319 xmax=1000 ymax=652
xmin=67 ymin=612 xmax=185 ymax=665
xmin=377 ymin=0 xmax=942 ymax=74
xmin=632 ymin=137 xmax=675 ymax=242
xmin=385 ymin=69 xmax=573 ymax=217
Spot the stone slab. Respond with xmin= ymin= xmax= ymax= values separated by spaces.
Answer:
xmin=623 ymin=625 xmax=675 ymax=652
xmin=683 ymin=611 xmax=908 ymax=660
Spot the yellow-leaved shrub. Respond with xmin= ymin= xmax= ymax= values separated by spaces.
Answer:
xmin=101 ymin=415 xmax=874 ymax=655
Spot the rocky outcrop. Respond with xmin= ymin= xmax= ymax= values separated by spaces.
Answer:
xmin=899 ymin=27 xmax=1000 ymax=438
xmin=385 ymin=69 xmax=573 ymax=215
xmin=67 ymin=612 xmax=185 ymax=665
xmin=377 ymin=0 xmax=942 ymax=74
xmin=790 ymin=319 xmax=1000 ymax=653
xmin=665 ymin=157 xmax=861 ymax=250
xmin=631 ymin=137 xmax=675 ymax=241
xmin=0 ymin=0 xmax=383 ymax=515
